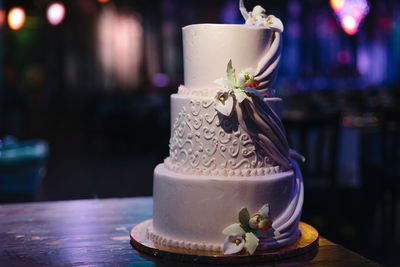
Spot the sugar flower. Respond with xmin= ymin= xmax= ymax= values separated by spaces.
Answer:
xmin=264 ymin=15 xmax=284 ymax=32
xmin=221 ymin=204 xmax=274 ymax=255
xmin=214 ymin=60 xmax=252 ymax=116
xmin=249 ymin=204 xmax=271 ymax=229
xmin=214 ymin=91 xmax=234 ymax=117
xmin=245 ymin=232 xmax=259 ymax=255
xmin=240 ymin=0 xmax=284 ymax=32
xmin=223 ymin=233 xmax=245 ymax=255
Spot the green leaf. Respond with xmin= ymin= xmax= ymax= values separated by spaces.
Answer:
xmin=222 ymin=223 xmax=246 ymax=236
xmin=227 ymin=59 xmax=237 ymax=87
xmin=238 ymin=208 xmax=250 ymax=228
xmin=245 ymin=232 xmax=259 ymax=255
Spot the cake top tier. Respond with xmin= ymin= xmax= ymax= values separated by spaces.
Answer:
xmin=183 ymin=24 xmax=272 ymax=90
xmin=182 ymin=1 xmax=284 ymax=97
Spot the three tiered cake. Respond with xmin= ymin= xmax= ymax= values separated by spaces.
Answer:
xmin=147 ymin=1 xmax=304 ymax=255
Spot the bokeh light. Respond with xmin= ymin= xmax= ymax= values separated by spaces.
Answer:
xmin=97 ymin=0 xmax=111 ymax=3
xmin=97 ymin=7 xmax=143 ymax=88
xmin=337 ymin=50 xmax=351 ymax=64
xmin=330 ymin=0 xmax=345 ymax=12
xmin=8 ymin=7 xmax=25 ymax=31
xmin=341 ymin=15 xmax=357 ymax=35
xmin=47 ymin=2 xmax=66 ymax=26
xmin=152 ymin=73 xmax=170 ymax=87
xmin=0 ymin=9 xmax=5 ymax=28
xmin=331 ymin=0 xmax=369 ymax=35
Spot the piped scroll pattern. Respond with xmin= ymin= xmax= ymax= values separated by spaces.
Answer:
xmin=167 ymin=99 xmax=281 ymax=176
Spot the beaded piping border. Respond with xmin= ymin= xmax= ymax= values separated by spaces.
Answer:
xmin=164 ymin=157 xmax=283 ymax=177
xmin=147 ymin=225 xmax=222 ymax=252
xmin=146 ymin=223 xmax=299 ymax=253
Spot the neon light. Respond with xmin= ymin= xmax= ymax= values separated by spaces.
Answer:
xmin=47 ymin=2 xmax=65 ymax=26
xmin=8 ymin=7 xmax=25 ymax=31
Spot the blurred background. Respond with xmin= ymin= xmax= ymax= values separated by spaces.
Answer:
xmin=0 ymin=0 xmax=399 ymax=265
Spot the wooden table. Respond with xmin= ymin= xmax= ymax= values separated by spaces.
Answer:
xmin=0 ymin=197 xmax=380 ymax=266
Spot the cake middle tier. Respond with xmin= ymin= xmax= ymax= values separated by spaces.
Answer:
xmin=168 ymin=93 xmax=283 ymax=176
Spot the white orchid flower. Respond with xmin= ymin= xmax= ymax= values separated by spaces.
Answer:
xmin=223 ymin=233 xmax=245 ymax=255
xmin=214 ymin=91 xmax=234 ymax=117
xmin=237 ymin=68 xmax=255 ymax=87
xmin=249 ymin=203 xmax=272 ymax=229
xmin=222 ymin=231 xmax=259 ymax=255
xmin=257 ymin=204 xmax=271 ymax=219
xmin=264 ymin=15 xmax=284 ymax=32
xmin=252 ymin=5 xmax=266 ymax=16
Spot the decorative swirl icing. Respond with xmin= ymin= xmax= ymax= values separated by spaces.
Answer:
xmin=168 ymin=98 xmax=278 ymax=175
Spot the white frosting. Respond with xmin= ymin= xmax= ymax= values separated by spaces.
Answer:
xmin=168 ymin=94 xmax=284 ymax=175
xmin=149 ymin=2 xmax=303 ymax=254
xmin=183 ymin=24 xmax=272 ymax=90
xmin=151 ymin=162 xmax=303 ymax=251
xmin=178 ymin=86 xmax=282 ymax=114
xmin=164 ymin=157 xmax=282 ymax=177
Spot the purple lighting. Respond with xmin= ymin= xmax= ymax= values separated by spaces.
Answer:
xmin=357 ymin=48 xmax=370 ymax=75
xmin=152 ymin=73 xmax=170 ymax=87
xmin=337 ymin=50 xmax=351 ymax=64
xmin=47 ymin=2 xmax=66 ymax=26
xmin=331 ymin=0 xmax=370 ymax=35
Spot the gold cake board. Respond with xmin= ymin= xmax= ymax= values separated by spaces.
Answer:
xmin=130 ymin=219 xmax=319 ymax=264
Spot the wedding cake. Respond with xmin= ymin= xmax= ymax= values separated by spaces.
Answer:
xmin=147 ymin=1 xmax=304 ymax=255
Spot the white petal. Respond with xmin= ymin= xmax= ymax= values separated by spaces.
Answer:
xmin=223 ymin=234 xmax=245 ymax=255
xmin=245 ymin=232 xmax=259 ymax=255
xmin=237 ymin=74 xmax=245 ymax=88
xmin=239 ymin=0 xmax=249 ymax=20
xmin=249 ymin=217 xmax=259 ymax=229
xmin=222 ymin=223 xmax=246 ymax=236
xmin=267 ymin=15 xmax=284 ymax=32
xmin=214 ymin=93 xmax=234 ymax=116
xmin=242 ymin=68 xmax=254 ymax=75
xmin=257 ymin=204 xmax=271 ymax=219
xmin=245 ymin=18 xmax=255 ymax=25
xmin=252 ymin=5 xmax=266 ymax=16
xmin=234 ymin=89 xmax=247 ymax=103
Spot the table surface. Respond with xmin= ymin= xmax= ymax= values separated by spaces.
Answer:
xmin=0 ymin=197 xmax=380 ymax=266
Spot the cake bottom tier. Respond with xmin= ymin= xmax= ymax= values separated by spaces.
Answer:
xmin=150 ymin=163 xmax=304 ymax=252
